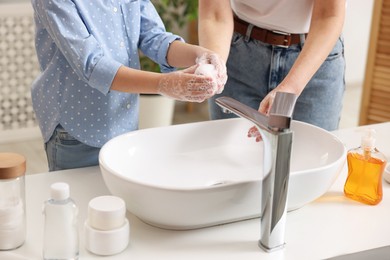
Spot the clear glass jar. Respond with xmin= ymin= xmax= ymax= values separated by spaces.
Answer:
xmin=0 ymin=152 xmax=26 ymax=250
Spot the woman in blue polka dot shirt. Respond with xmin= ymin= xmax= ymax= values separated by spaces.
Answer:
xmin=31 ymin=0 xmax=227 ymax=171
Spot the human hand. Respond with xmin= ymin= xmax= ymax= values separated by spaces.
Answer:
xmin=258 ymin=90 xmax=277 ymax=115
xmin=248 ymin=90 xmax=277 ymax=142
xmin=259 ymin=81 xmax=302 ymax=115
xmin=157 ymin=65 xmax=217 ymax=103
xmin=196 ymin=53 xmax=227 ymax=94
xmin=247 ymin=126 xmax=263 ymax=142
xmin=252 ymin=87 xmax=300 ymax=141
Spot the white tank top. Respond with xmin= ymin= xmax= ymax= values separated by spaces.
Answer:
xmin=231 ymin=0 xmax=314 ymax=34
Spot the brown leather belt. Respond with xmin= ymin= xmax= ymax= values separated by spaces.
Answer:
xmin=234 ymin=16 xmax=303 ymax=47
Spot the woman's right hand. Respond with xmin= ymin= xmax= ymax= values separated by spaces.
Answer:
xmin=157 ymin=65 xmax=217 ymax=103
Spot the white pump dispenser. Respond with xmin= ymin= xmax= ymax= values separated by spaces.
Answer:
xmin=361 ymin=129 xmax=376 ymax=150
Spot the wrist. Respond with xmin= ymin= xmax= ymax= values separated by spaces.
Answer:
xmin=278 ymin=77 xmax=305 ymax=96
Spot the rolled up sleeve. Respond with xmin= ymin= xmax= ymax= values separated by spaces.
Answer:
xmin=88 ymin=56 xmax=123 ymax=95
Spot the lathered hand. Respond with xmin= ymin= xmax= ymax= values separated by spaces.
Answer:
xmin=158 ymin=65 xmax=216 ymax=103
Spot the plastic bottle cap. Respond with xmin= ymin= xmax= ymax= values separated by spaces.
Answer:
xmin=0 ymin=153 xmax=26 ymax=179
xmin=88 ymin=196 xmax=126 ymax=231
xmin=50 ymin=182 xmax=70 ymax=201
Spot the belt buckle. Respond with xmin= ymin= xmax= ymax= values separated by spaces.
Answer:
xmin=271 ymin=30 xmax=291 ymax=48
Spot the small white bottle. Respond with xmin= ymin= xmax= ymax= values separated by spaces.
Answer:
xmin=43 ymin=182 xmax=79 ymax=260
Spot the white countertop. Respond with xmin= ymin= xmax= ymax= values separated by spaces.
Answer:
xmin=2 ymin=122 xmax=390 ymax=260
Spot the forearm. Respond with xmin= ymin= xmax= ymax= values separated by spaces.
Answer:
xmin=166 ymin=40 xmax=211 ymax=68
xmin=198 ymin=0 xmax=233 ymax=62
xmin=280 ymin=0 xmax=346 ymax=94
xmin=110 ymin=64 xmax=217 ymax=103
xmin=110 ymin=65 xmax=161 ymax=94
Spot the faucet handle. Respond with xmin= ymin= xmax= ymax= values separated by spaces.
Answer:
xmin=267 ymin=92 xmax=297 ymax=131
xmin=269 ymin=92 xmax=298 ymax=118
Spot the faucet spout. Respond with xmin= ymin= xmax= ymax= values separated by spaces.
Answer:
xmin=215 ymin=92 xmax=297 ymax=252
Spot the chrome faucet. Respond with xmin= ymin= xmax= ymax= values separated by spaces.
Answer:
xmin=215 ymin=92 xmax=298 ymax=252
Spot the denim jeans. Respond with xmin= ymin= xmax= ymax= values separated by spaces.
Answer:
xmin=209 ymin=32 xmax=346 ymax=131
xmin=45 ymin=125 xmax=100 ymax=171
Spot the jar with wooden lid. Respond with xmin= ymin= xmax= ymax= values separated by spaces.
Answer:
xmin=0 ymin=152 xmax=26 ymax=250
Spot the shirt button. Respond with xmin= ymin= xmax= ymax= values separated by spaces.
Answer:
xmin=120 ymin=41 xmax=125 ymax=47
xmin=113 ymin=7 xmax=118 ymax=12
xmin=126 ymin=104 xmax=131 ymax=109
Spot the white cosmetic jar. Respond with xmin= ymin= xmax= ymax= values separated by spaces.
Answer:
xmin=84 ymin=196 xmax=129 ymax=255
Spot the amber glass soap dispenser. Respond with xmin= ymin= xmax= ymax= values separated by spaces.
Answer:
xmin=344 ymin=129 xmax=387 ymax=205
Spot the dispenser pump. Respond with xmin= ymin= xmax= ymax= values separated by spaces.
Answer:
xmin=361 ymin=129 xmax=376 ymax=150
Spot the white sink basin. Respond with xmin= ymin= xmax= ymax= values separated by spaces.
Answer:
xmin=99 ymin=118 xmax=346 ymax=230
